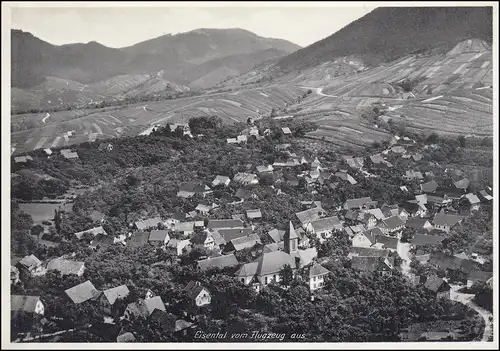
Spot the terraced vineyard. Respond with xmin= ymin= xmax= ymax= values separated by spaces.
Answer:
xmin=11 ymin=85 xmax=305 ymax=155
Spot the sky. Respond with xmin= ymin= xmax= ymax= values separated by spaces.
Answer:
xmin=10 ymin=4 xmax=375 ymax=48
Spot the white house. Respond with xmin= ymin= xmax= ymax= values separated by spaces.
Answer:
xmin=184 ymin=281 xmax=211 ymax=307
xmin=309 ymin=264 xmax=330 ymax=291
xmin=11 ymin=295 xmax=45 ymax=316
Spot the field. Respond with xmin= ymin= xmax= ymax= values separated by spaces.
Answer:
xmin=18 ymin=202 xmax=65 ymax=225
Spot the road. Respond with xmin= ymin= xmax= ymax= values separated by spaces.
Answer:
xmin=449 ymin=284 xmax=493 ymax=342
xmin=397 ymin=242 xmax=412 ymax=275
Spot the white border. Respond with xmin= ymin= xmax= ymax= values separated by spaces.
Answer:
xmin=2 ymin=1 xmax=499 ymax=350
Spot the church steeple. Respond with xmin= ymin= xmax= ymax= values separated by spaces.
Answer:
xmin=284 ymin=221 xmax=298 ymax=254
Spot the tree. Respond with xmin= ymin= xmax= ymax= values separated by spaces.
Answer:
xmin=279 ymin=264 xmax=294 ymax=287
xmin=54 ymin=209 xmax=62 ymax=234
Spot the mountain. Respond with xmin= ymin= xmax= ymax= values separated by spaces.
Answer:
xmin=276 ymin=7 xmax=492 ymax=73
xmin=11 ymin=28 xmax=300 ymax=111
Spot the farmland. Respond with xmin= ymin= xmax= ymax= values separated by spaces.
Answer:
xmin=18 ymin=202 xmax=65 ymax=225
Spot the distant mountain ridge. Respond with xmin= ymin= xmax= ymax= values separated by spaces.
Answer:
xmin=11 ymin=28 xmax=301 ymax=111
xmin=275 ymin=7 xmax=492 ymax=72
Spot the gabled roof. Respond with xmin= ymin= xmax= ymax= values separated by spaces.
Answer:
xmin=46 ymin=258 xmax=84 ymax=276
xmin=246 ymin=209 xmax=262 ymax=219
xmin=344 ymin=197 xmax=373 ymax=209
xmin=267 ymin=229 xmax=286 ymax=243
xmin=432 ymin=212 xmax=464 ymax=227
xmin=233 ymin=172 xmax=258 ymax=184
xmin=235 ymin=261 xmax=259 ymax=278
xmin=479 ymin=190 xmax=493 ymax=201
xmin=410 ymin=234 xmax=445 ymax=246
xmin=235 ymin=188 xmax=254 ymax=200
xmin=374 ymin=235 xmax=399 ymax=250
xmin=351 ymin=256 xmax=393 ymax=272
xmin=207 ymin=219 xmax=244 ymax=230
xmin=467 ymin=270 xmax=493 ymax=283
xmin=103 ymin=285 xmax=130 ymax=305
xmin=423 ymin=275 xmax=450 ymax=293
xmin=144 ymin=296 xmax=166 ymax=314
xmin=174 ymin=221 xmax=195 ymax=233
xmin=127 ymin=231 xmax=150 ymax=248
xmin=184 ymin=281 xmax=209 ymax=300
xmin=65 ymin=280 xmax=100 ymax=304
xmin=18 ymin=255 xmax=42 ymax=269
xmin=454 ymin=178 xmax=470 ymax=190
xmin=405 ymin=170 xmax=424 ymax=179
xmin=11 ymin=295 xmax=42 ymax=313
xmin=295 ymin=207 xmax=322 ymax=224
xmin=149 ymin=230 xmax=170 ymax=242
xmin=335 ymin=171 xmax=357 ymax=185
xmin=292 ymin=247 xmax=318 ymax=267
xmin=464 ymin=193 xmax=481 ymax=205
xmin=405 ymin=218 xmax=432 ymax=230
xmin=382 ymin=216 xmax=405 ymax=230
xmin=421 ymin=180 xmax=439 ymax=193
xmin=74 ymin=226 xmax=107 ymax=240
xmin=197 ymin=254 xmax=239 ymax=271
xmin=309 ymin=264 xmax=330 ymax=278
xmin=212 ymin=175 xmax=231 ymax=186
xmin=310 ymin=216 xmax=342 ymax=232
xmin=254 ymin=251 xmax=297 ymax=276
xmin=281 ymin=127 xmax=292 ymax=134
xmin=218 ymin=228 xmax=253 ymax=242
xmin=400 ymin=201 xmax=421 ymax=214
xmin=229 ymin=234 xmax=261 ymax=251
xmin=134 ymin=217 xmax=162 ymax=230
xmin=365 ymin=208 xmax=385 ymax=221
xmin=263 ymin=243 xmax=282 ymax=253
xmin=210 ymin=230 xmax=227 ymax=246
xmin=349 ymin=246 xmax=389 ymax=257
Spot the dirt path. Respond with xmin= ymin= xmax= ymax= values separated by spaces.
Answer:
xmin=397 ymin=242 xmax=412 ymax=275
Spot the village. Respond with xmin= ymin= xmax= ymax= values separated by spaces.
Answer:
xmin=10 ymin=117 xmax=494 ymax=343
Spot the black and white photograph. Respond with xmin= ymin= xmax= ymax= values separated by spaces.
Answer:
xmin=2 ymin=1 xmax=498 ymax=348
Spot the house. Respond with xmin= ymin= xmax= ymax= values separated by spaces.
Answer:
xmin=16 ymin=254 xmax=44 ymax=277
xmin=197 ymin=254 xmax=239 ymax=271
xmin=133 ymin=217 xmax=163 ymax=231
xmin=224 ymin=235 xmax=261 ymax=253
xmin=404 ymin=170 xmax=424 ymax=182
xmin=467 ymin=271 xmax=493 ymax=288
xmin=174 ymin=221 xmax=195 ymax=236
xmin=411 ymin=153 xmax=423 ymax=162
xmin=97 ymin=143 xmax=113 ymax=152
xmin=364 ymin=208 xmax=386 ymax=222
xmin=166 ymin=239 xmax=192 ymax=256
xmin=124 ymin=297 xmax=166 ymax=320
xmin=307 ymin=216 xmax=343 ymax=241
xmin=191 ymin=230 xmax=216 ymax=250
xmin=421 ymin=180 xmax=439 ymax=193
xmin=235 ymin=188 xmax=256 ymax=201
xmin=99 ymin=285 xmax=130 ymax=315
xmin=233 ymin=172 xmax=259 ymax=185
xmin=11 ymin=295 xmax=45 ymax=316
xmin=428 ymin=252 xmax=479 ymax=276
xmin=184 ymin=281 xmax=211 ymax=307
xmin=273 ymin=158 xmax=301 ymax=167
xmin=422 ymin=275 xmax=451 ymax=300
xmin=177 ymin=183 xmax=212 ymax=198
xmin=426 ymin=195 xmax=452 ymax=208
xmin=454 ymin=178 xmax=470 ymax=192
xmin=275 ymin=143 xmax=291 ymax=151
xmin=463 ymin=193 xmax=481 ymax=212
xmin=74 ymin=226 xmax=107 ymax=240
xmin=60 ymin=149 xmax=79 ymax=160
xmin=335 ymin=171 xmax=357 ymax=185
xmin=256 ymin=165 xmax=274 ymax=174
xmin=391 ymin=146 xmax=406 ymax=154
xmin=149 ymin=230 xmax=170 ymax=247
xmin=405 ymin=218 xmax=433 ymax=231
xmin=116 ymin=329 xmax=136 ymax=342
xmin=478 ymin=189 xmax=493 ymax=202
xmin=432 ymin=212 xmax=464 ymax=233
xmin=400 ymin=201 xmax=427 ymax=218
xmin=381 ymin=204 xmax=400 ymax=218
xmin=295 ymin=207 xmax=325 ymax=226
xmin=127 ymin=231 xmax=151 ymax=248
xmin=195 ymin=202 xmax=218 ymax=215
xmin=65 ymin=280 xmax=100 ymax=304
xmin=352 ymin=230 xmax=376 ymax=248
xmin=344 ymin=156 xmax=364 ymax=170
xmin=348 ymin=246 xmax=389 ymax=258
xmin=46 ymin=258 xmax=85 ymax=276
xmin=373 ymin=235 xmax=399 ymax=251
xmin=14 ymin=155 xmax=33 ymax=163
xmin=361 ymin=212 xmax=378 ymax=229
xmin=409 ymin=235 xmax=445 ymax=249
xmin=43 ymin=148 xmax=53 ymax=156
xmin=218 ymin=228 xmax=253 ymax=242
xmin=380 ymin=216 xmax=405 ymax=234
xmin=237 ymin=135 xmax=248 ymax=143
xmin=267 ymin=229 xmax=286 ymax=244
xmin=308 ymin=264 xmax=330 ymax=291
xmin=212 ymin=175 xmax=231 ymax=187
xmin=207 ymin=219 xmax=244 ymax=231
xmin=343 ymin=197 xmax=376 ymax=210
xmin=351 ymin=256 xmax=394 ymax=276
xmin=281 ymin=127 xmax=292 ymax=135
xmin=246 ymin=209 xmax=262 ymax=221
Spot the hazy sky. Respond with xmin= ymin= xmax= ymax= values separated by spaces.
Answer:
xmin=10 ymin=4 xmax=375 ymax=48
